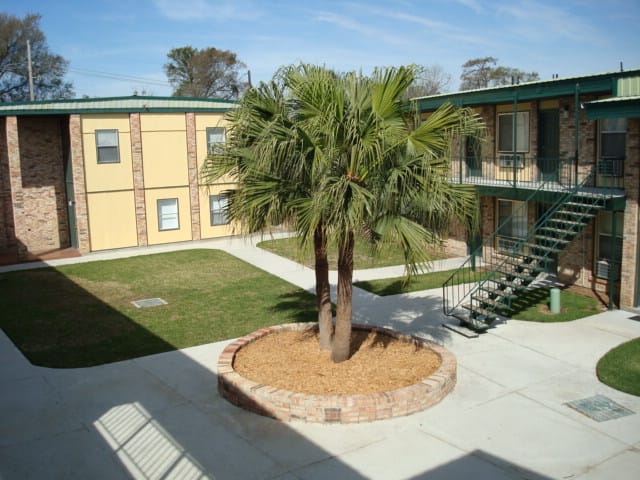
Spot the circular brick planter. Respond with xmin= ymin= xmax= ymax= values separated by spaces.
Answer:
xmin=217 ymin=323 xmax=457 ymax=423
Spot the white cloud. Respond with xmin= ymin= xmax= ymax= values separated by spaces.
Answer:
xmin=152 ymin=0 xmax=262 ymax=21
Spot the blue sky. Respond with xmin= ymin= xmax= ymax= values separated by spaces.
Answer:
xmin=4 ymin=0 xmax=640 ymax=98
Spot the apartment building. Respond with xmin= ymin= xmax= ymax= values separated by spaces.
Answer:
xmin=0 ymin=96 xmax=236 ymax=262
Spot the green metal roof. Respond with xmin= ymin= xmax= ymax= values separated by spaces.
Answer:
xmin=0 ymin=95 xmax=237 ymax=116
xmin=414 ymin=68 xmax=640 ymax=110
xmin=583 ymin=96 xmax=640 ymax=119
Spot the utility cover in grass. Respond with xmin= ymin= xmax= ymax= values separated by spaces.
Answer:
xmin=131 ymin=298 xmax=167 ymax=308
xmin=565 ymin=395 xmax=635 ymax=422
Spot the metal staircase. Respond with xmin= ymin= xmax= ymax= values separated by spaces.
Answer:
xmin=442 ymin=181 xmax=608 ymax=332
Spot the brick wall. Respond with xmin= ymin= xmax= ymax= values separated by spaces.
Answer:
xmin=620 ymin=118 xmax=640 ymax=308
xmin=0 ymin=117 xmax=12 ymax=251
xmin=3 ymin=116 xmax=70 ymax=257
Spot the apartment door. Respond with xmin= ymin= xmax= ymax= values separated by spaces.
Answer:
xmin=465 ymin=136 xmax=482 ymax=177
xmin=538 ymin=109 xmax=560 ymax=182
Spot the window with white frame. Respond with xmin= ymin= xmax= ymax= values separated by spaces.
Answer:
xmin=595 ymin=211 xmax=623 ymax=279
xmin=206 ymin=127 xmax=226 ymax=155
xmin=157 ymin=198 xmax=179 ymax=231
xmin=598 ymin=118 xmax=626 ymax=177
xmin=95 ymin=129 xmax=120 ymax=164
xmin=497 ymin=199 xmax=527 ymax=251
xmin=210 ymin=194 xmax=229 ymax=226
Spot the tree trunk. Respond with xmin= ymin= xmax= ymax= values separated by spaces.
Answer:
xmin=331 ymin=230 xmax=354 ymax=363
xmin=314 ymin=226 xmax=333 ymax=351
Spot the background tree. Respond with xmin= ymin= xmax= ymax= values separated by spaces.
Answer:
xmin=164 ymin=46 xmax=248 ymax=99
xmin=203 ymin=64 xmax=484 ymax=363
xmin=0 ymin=13 xmax=74 ymax=102
xmin=460 ymin=56 xmax=539 ymax=90
xmin=405 ymin=64 xmax=452 ymax=98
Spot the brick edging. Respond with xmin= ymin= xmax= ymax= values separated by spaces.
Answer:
xmin=217 ymin=323 xmax=457 ymax=423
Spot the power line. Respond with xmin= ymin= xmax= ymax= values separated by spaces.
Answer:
xmin=68 ymin=67 xmax=171 ymax=87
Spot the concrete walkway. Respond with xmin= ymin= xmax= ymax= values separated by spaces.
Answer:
xmin=1 ymin=235 xmax=640 ymax=479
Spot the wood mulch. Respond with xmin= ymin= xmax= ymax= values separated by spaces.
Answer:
xmin=233 ymin=329 xmax=442 ymax=396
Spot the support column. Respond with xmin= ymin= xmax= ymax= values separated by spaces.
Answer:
xmin=186 ymin=112 xmax=201 ymax=241
xmin=130 ymin=113 xmax=148 ymax=247
xmin=69 ymin=114 xmax=90 ymax=253
xmin=5 ymin=116 xmax=27 ymax=259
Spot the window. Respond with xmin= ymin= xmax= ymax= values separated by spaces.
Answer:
xmin=497 ymin=199 xmax=527 ymax=251
xmin=498 ymin=112 xmax=529 ymax=153
xmin=210 ymin=194 xmax=229 ymax=226
xmin=157 ymin=198 xmax=179 ymax=231
xmin=596 ymin=211 xmax=623 ymax=279
xmin=96 ymin=129 xmax=120 ymax=164
xmin=598 ymin=118 xmax=626 ymax=177
xmin=206 ymin=127 xmax=226 ymax=155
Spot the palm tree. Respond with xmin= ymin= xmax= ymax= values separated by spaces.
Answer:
xmin=202 ymin=63 xmax=484 ymax=363
xmin=287 ymin=65 xmax=483 ymax=361
xmin=200 ymin=74 xmax=335 ymax=350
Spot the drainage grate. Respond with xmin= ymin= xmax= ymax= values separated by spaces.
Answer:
xmin=565 ymin=395 xmax=635 ymax=422
xmin=131 ymin=298 xmax=167 ymax=308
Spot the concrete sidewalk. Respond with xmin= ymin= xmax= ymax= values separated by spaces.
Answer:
xmin=1 ymin=235 xmax=640 ymax=479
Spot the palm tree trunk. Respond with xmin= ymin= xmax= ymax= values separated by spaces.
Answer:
xmin=314 ymin=225 xmax=333 ymax=350
xmin=331 ymin=230 xmax=354 ymax=363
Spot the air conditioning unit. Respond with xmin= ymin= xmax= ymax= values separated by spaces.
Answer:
xmin=499 ymin=154 xmax=524 ymax=168
xmin=596 ymin=260 xmax=609 ymax=278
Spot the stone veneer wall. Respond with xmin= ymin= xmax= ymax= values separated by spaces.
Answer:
xmin=130 ymin=113 xmax=148 ymax=247
xmin=69 ymin=114 xmax=90 ymax=253
xmin=186 ymin=112 xmax=201 ymax=241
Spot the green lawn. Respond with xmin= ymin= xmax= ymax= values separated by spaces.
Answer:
xmin=0 ymin=250 xmax=317 ymax=368
xmin=354 ymin=267 xmax=490 ymax=296
xmin=257 ymin=236 xmax=450 ymax=269
xmin=508 ymin=288 xmax=602 ymax=322
xmin=597 ymin=338 xmax=640 ymax=396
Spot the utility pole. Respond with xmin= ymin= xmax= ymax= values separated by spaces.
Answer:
xmin=27 ymin=40 xmax=35 ymax=101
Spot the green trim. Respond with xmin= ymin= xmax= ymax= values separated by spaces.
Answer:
xmin=0 ymin=107 xmax=233 ymax=116
xmin=416 ymin=69 xmax=640 ymax=110
xmin=584 ymin=97 xmax=640 ymax=119
xmin=0 ymin=95 xmax=237 ymax=107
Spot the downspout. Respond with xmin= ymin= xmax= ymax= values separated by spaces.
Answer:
xmin=459 ymin=99 xmax=464 ymax=184
xmin=574 ymin=83 xmax=580 ymax=187
xmin=608 ymin=212 xmax=618 ymax=310
xmin=513 ymin=89 xmax=518 ymax=187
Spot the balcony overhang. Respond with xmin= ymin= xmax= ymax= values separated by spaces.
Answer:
xmin=583 ymin=96 xmax=640 ymax=120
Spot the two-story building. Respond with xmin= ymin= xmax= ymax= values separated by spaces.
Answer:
xmin=415 ymin=69 xmax=640 ymax=328
xmin=0 ymin=96 xmax=237 ymax=263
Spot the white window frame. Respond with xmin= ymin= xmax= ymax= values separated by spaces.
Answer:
xmin=96 ymin=129 xmax=120 ymax=164
xmin=209 ymin=194 xmax=229 ymax=226
xmin=157 ymin=198 xmax=179 ymax=231
xmin=206 ymin=127 xmax=226 ymax=155
xmin=497 ymin=111 xmax=530 ymax=154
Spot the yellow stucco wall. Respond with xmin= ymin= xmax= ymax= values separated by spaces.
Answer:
xmin=86 ymin=191 xmax=138 ymax=250
xmin=140 ymin=113 xmax=189 ymax=188
xmin=145 ymin=187 xmax=192 ymax=245
xmin=81 ymin=114 xmax=134 ymax=192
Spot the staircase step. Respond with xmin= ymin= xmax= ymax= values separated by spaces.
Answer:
xmin=492 ymin=277 xmax=526 ymax=290
xmin=480 ymin=286 xmax=518 ymax=300
xmin=472 ymin=295 xmax=510 ymax=310
xmin=450 ymin=314 xmax=490 ymax=333
xmin=546 ymin=218 xmax=587 ymax=228
xmin=556 ymin=209 xmax=596 ymax=219
xmin=534 ymin=234 xmax=571 ymax=245
xmin=538 ymin=226 xmax=577 ymax=236
xmin=497 ymin=269 xmax=537 ymax=284
xmin=501 ymin=257 xmax=544 ymax=273
xmin=462 ymin=304 xmax=499 ymax=324
xmin=524 ymin=243 xmax=562 ymax=255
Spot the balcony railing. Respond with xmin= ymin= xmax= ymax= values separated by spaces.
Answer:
xmin=450 ymin=156 xmax=625 ymax=192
